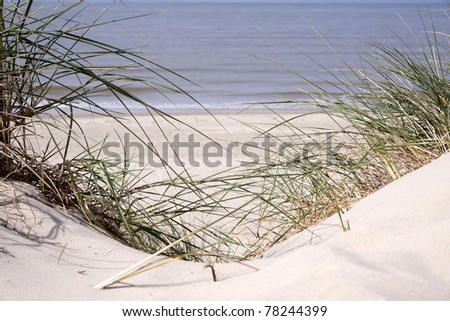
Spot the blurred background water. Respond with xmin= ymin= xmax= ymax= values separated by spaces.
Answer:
xmin=54 ymin=2 xmax=449 ymax=111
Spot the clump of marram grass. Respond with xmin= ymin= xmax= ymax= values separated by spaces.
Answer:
xmin=244 ymin=10 xmax=449 ymax=244
xmin=0 ymin=0 xmax=242 ymax=259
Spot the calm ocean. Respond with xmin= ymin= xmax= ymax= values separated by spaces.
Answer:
xmin=71 ymin=2 xmax=448 ymax=111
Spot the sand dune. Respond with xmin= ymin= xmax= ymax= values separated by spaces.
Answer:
xmin=1 ymin=113 xmax=449 ymax=300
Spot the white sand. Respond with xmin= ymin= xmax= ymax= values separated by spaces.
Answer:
xmin=1 ymin=112 xmax=449 ymax=300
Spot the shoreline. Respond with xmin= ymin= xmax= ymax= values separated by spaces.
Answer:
xmin=41 ymin=106 xmax=316 ymax=118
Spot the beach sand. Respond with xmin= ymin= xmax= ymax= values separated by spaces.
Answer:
xmin=1 ymin=112 xmax=449 ymax=300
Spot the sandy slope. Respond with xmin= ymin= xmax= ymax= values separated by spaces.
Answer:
xmin=1 ymin=113 xmax=449 ymax=300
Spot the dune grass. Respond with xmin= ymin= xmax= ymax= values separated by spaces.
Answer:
xmin=1 ymin=1 xmax=449 ymax=288
xmin=0 ymin=0 xmax=233 ymax=257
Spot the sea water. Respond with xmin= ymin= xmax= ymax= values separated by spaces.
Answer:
xmin=52 ymin=2 xmax=449 ymax=111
